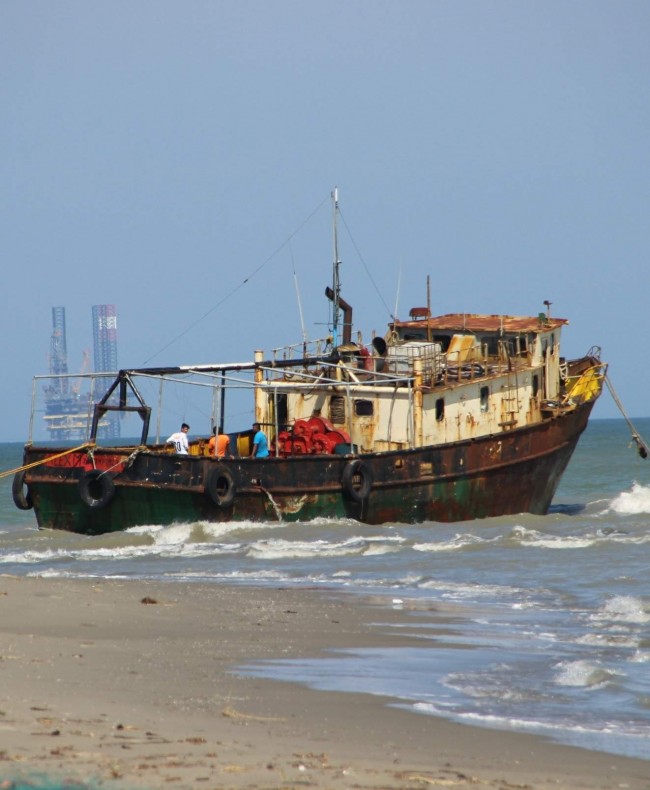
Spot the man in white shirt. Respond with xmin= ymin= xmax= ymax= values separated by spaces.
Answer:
xmin=166 ymin=423 xmax=190 ymax=454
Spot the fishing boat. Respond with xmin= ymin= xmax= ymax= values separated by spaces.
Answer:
xmin=13 ymin=192 xmax=606 ymax=534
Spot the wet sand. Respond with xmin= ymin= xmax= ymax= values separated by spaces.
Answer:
xmin=0 ymin=575 xmax=648 ymax=789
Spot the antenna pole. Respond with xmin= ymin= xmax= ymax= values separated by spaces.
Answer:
xmin=426 ymin=275 xmax=431 ymax=315
xmin=394 ymin=264 xmax=402 ymax=322
xmin=331 ymin=187 xmax=341 ymax=346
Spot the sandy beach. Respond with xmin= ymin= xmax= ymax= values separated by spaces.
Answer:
xmin=0 ymin=576 xmax=648 ymax=790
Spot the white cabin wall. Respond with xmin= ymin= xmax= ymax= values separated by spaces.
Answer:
xmin=266 ymin=364 xmax=546 ymax=453
xmin=420 ymin=372 xmax=542 ymax=445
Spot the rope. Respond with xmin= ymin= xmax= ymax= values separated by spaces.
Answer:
xmin=0 ymin=442 xmax=95 ymax=479
xmin=97 ymin=447 xmax=141 ymax=477
xmin=605 ymin=375 xmax=649 ymax=459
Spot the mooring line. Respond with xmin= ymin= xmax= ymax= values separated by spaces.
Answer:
xmin=0 ymin=442 xmax=95 ymax=479
xmin=605 ymin=375 xmax=649 ymax=459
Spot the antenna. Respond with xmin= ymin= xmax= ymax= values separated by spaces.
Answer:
xmin=393 ymin=263 xmax=402 ymax=321
xmin=426 ymin=275 xmax=432 ymax=342
xmin=291 ymin=245 xmax=308 ymax=348
xmin=331 ymin=187 xmax=341 ymax=346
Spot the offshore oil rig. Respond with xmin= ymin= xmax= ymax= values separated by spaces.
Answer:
xmin=43 ymin=305 xmax=120 ymax=441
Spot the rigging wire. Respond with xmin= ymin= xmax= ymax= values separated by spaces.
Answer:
xmin=338 ymin=207 xmax=395 ymax=322
xmin=141 ymin=193 xmax=330 ymax=365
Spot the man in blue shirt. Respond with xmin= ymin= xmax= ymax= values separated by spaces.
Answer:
xmin=251 ymin=422 xmax=269 ymax=458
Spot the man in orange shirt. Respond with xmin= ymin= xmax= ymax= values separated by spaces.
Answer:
xmin=216 ymin=430 xmax=231 ymax=459
xmin=208 ymin=427 xmax=231 ymax=459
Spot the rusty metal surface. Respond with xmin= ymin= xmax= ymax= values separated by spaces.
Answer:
xmin=395 ymin=313 xmax=568 ymax=334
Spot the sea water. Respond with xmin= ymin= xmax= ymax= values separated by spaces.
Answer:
xmin=1 ymin=418 xmax=649 ymax=761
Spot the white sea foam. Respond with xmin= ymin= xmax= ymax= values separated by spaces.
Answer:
xmin=412 ymin=702 xmax=570 ymax=736
xmin=363 ymin=542 xmax=400 ymax=556
xmin=411 ymin=701 xmax=456 ymax=716
xmin=127 ymin=524 xmax=166 ymax=536
xmin=247 ymin=536 xmax=371 ymax=560
xmin=293 ymin=516 xmax=364 ymax=528
xmin=366 ymin=535 xmax=405 ymax=545
xmin=608 ymin=482 xmax=650 ymax=515
xmin=0 ymin=538 xmax=241 ymax=565
xmin=576 ymin=633 xmax=639 ymax=649
xmin=413 ymin=701 xmax=646 ymax=739
xmin=417 ymin=578 xmax=527 ymax=601
xmin=554 ymin=659 xmax=622 ymax=689
xmin=128 ymin=519 xmax=275 ymax=542
xmin=629 ymin=650 xmax=650 ymax=663
xmin=30 ymin=569 xmax=106 ymax=579
xmin=590 ymin=595 xmax=650 ymax=625
xmin=510 ymin=525 xmax=597 ymax=549
xmin=151 ymin=522 xmax=195 ymax=545
xmin=509 ymin=523 xmax=650 ymax=549
xmin=413 ymin=533 xmax=491 ymax=552
xmin=1 ymin=549 xmax=63 ymax=564
xmin=165 ymin=568 xmax=289 ymax=583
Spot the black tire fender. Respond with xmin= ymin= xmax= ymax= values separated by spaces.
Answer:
xmin=206 ymin=464 xmax=236 ymax=508
xmin=341 ymin=460 xmax=373 ymax=503
xmin=12 ymin=470 xmax=33 ymax=510
xmin=79 ymin=469 xmax=115 ymax=510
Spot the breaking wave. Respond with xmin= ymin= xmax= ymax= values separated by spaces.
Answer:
xmin=589 ymin=595 xmax=650 ymax=625
xmin=554 ymin=659 xmax=622 ymax=689
xmin=608 ymin=482 xmax=650 ymax=515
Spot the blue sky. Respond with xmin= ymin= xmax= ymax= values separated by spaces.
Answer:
xmin=1 ymin=1 xmax=649 ymax=441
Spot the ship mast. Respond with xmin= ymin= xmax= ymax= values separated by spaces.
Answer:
xmin=331 ymin=187 xmax=341 ymax=347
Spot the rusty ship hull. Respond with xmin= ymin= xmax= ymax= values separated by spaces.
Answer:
xmin=18 ymin=393 xmax=594 ymax=535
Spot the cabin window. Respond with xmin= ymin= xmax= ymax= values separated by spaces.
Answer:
xmin=533 ymin=375 xmax=539 ymax=397
xmin=480 ymin=386 xmax=489 ymax=412
xmin=330 ymin=395 xmax=346 ymax=424
xmin=435 ymin=398 xmax=445 ymax=422
xmin=354 ymin=399 xmax=373 ymax=417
